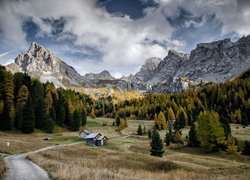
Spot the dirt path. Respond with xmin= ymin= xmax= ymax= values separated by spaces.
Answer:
xmin=3 ymin=143 xmax=82 ymax=180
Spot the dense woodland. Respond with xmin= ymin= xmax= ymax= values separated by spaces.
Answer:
xmin=113 ymin=79 xmax=249 ymax=127
xmin=1 ymin=65 xmax=249 ymax=133
xmin=0 ymin=66 xmax=92 ymax=133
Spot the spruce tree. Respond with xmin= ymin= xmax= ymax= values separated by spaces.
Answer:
xmin=242 ymin=113 xmax=249 ymax=126
xmin=176 ymin=107 xmax=188 ymax=129
xmin=82 ymin=107 xmax=87 ymax=126
xmin=58 ymin=106 xmax=66 ymax=126
xmin=188 ymin=123 xmax=200 ymax=147
xmin=150 ymin=129 xmax=164 ymax=157
xmin=165 ymin=124 xmax=173 ymax=146
xmin=137 ymin=124 xmax=143 ymax=135
xmin=15 ymin=85 xmax=29 ymax=129
xmin=0 ymin=71 xmax=15 ymax=130
xmin=34 ymin=97 xmax=46 ymax=129
xmin=44 ymin=91 xmax=53 ymax=116
xmin=44 ymin=117 xmax=54 ymax=133
xmin=21 ymin=94 xmax=35 ymax=133
xmin=70 ymin=110 xmax=81 ymax=131
xmin=50 ymin=106 xmax=56 ymax=122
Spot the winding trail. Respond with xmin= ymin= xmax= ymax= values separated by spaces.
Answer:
xmin=3 ymin=143 xmax=82 ymax=180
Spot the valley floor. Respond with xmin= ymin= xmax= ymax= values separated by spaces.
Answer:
xmin=1 ymin=118 xmax=250 ymax=180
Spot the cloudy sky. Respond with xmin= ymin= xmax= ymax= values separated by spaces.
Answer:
xmin=0 ymin=0 xmax=249 ymax=77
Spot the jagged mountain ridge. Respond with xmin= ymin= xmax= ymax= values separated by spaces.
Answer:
xmin=132 ymin=35 xmax=250 ymax=92
xmin=83 ymin=70 xmax=115 ymax=81
xmin=4 ymin=35 xmax=250 ymax=92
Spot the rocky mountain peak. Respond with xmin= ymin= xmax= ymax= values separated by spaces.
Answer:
xmin=15 ymin=42 xmax=59 ymax=73
xmin=83 ymin=70 xmax=115 ymax=81
xmin=134 ymin=57 xmax=161 ymax=82
xmin=168 ymin=49 xmax=189 ymax=59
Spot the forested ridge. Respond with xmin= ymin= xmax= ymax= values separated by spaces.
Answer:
xmin=0 ymin=64 xmax=249 ymax=135
xmin=114 ymin=77 xmax=250 ymax=127
xmin=0 ymin=65 xmax=92 ymax=133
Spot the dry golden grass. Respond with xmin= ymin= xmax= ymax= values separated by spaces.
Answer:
xmin=0 ymin=132 xmax=49 ymax=154
xmin=28 ymin=119 xmax=250 ymax=180
xmin=29 ymin=144 xmax=209 ymax=180
xmin=0 ymin=129 xmax=79 ymax=154
xmin=29 ymin=140 xmax=250 ymax=180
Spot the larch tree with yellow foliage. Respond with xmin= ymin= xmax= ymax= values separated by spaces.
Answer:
xmin=196 ymin=111 xmax=226 ymax=152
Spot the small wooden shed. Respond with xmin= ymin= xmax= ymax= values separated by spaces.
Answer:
xmin=85 ymin=133 xmax=108 ymax=146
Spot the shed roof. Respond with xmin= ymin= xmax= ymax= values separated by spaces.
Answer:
xmin=85 ymin=133 xmax=100 ymax=139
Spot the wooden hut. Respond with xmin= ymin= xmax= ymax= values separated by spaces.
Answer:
xmin=85 ymin=133 xmax=108 ymax=146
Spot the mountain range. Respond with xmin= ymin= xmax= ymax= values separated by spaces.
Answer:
xmin=4 ymin=35 xmax=250 ymax=93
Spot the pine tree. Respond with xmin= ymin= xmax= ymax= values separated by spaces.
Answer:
xmin=150 ymin=129 xmax=164 ymax=157
xmin=137 ymin=124 xmax=143 ymax=135
xmin=34 ymin=97 xmax=46 ymax=129
xmin=44 ymin=117 xmax=54 ymax=133
xmin=188 ymin=123 xmax=200 ymax=147
xmin=44 ymin=91 xmax=53 ymax=116
xmin=82 ymin=107 xmax=87 ymax=126
xmin=21 ymin=94 xmax=35 ymax=133
xmin=165 ymin=124 xmax=173 ymax=146
xmin=196 ymin=111 xmax=226 ymax=151
xmin=50 ymin=106 xmax=56 ymax=122
xmin=175 ymin=107 xmax=188 ymax=129
xmin=0 ymin=71 xmax=15 ymax=130
xmin=15 ymin=85 xmax=29 ymax=129
xmin=58 ymin=106 xmax=66 ymax=126
xmin=242 ymin=113 xmax=249 ymax=126
xmin=220 ymin=116 xmax=231 ymax=136
xmin=70 ymin=110 xmax=81 ymax=131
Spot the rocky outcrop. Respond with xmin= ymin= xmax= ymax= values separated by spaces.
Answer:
xmin=134 ymin=57 xmax=161 ymax=82
xmin=83 ymin=70 xmax=115 ymax=81
xmin=5 ymin=63 xmax=20 ymax=74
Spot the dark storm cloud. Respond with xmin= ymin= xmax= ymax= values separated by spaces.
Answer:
xmin=0 ymin=0 xmax=249 ymax=77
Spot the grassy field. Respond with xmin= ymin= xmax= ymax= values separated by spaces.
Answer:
xmin=27 ymin=118 xmax=250 ymax=180
xmin=0 ymin=127 xmax=83 ymax=177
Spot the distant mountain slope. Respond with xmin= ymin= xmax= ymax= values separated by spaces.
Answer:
xmin=4 ymin=35 xmax=250 ymax=92
xmin=129 ymin=35 xmax=250 ymax=92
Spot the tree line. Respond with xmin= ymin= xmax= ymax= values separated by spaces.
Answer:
xmin=0 ymin=66 xmax=91 ymax=133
